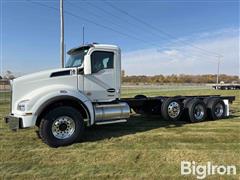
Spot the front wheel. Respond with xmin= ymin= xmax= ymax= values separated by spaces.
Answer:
xmin=39 ymin=106 xmax=84 ymax=147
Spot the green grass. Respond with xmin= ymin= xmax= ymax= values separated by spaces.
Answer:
xmin=0 ymin=88 xmax=239 ymax=179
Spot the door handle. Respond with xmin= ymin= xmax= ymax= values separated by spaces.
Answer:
xmin=107 ymin=88 xmax=115 ymax=93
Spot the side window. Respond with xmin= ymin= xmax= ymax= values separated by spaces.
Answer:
xmin=91 ymin=51 xmax=114 ymax=73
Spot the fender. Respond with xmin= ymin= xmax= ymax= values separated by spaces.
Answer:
xmin=35 ymin=95 xmax=93 ymax=126
xmin=14 ymin=84 xmax=94 ymax=125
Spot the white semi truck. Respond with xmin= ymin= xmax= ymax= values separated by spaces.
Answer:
xmin=5 ymin=43 xmax=235 ymax=147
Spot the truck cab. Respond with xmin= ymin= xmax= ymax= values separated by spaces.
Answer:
xmin=5 ymin=44 xmax=130 ymax=147
xmin=69 ymin=44 xmax=122 ymax=102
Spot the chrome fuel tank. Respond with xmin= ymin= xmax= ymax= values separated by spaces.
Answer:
xmin=94 ymin=102 xmax=130 ymax=121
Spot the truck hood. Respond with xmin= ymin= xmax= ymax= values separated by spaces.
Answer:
xmin=12 ymin=68 xmax=78 ymax=111
xmin=14 ymin=68 xmax=68 ymax=84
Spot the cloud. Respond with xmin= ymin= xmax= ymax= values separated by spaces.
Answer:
xmin=122 ymin=28 xmax=239 ymax=76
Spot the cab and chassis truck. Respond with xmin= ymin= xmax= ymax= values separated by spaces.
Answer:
xmin=5 ymin=44 xmax=235 ymax=147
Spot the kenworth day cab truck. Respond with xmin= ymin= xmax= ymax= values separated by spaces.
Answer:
xmin=5 ymin=44 xmax=235 ymax=147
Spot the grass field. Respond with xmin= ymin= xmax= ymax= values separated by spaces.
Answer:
xmin=0 ymin=88 xmax=239 ymax=179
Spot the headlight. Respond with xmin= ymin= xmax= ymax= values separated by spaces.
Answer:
xmin=17 ymin=100 xmax=29 ymax=111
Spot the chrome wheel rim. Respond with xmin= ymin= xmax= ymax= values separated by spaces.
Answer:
xmin=215 ymin=103 xmax=224 ymax=117
xmin=51 ymin=116 xmax=75 ymax=139
xmin=194 ymin=104 xmax=205 ymax=120
xmin=168 ymin=102 xmax=181 ymax=118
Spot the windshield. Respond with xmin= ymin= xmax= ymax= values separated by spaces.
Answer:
xmin=65 ymin=49 xmax=89 ymax=68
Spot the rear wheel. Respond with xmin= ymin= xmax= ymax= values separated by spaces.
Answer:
xmin=161 ymin=98 xmax=183 ymax=121
xmin=39 ymin=106 xmax=84 ymax=147
xmin=187 ymin=99 xmax=206 ymax=123
xmin=206 ymin=98 xmax=225 ymax=120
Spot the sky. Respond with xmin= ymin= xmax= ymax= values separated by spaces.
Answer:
xmin=0 ymin=0 xmax=239 ymax=76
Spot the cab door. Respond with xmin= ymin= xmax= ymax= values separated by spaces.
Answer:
xmin=83 ymin=50 xmax=117 ymax=102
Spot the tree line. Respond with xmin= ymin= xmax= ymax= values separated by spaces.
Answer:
xmin=1 ymin=70 xmax=239 ymax=84
xmin=121 ymin=71 xmax=239 ymax=84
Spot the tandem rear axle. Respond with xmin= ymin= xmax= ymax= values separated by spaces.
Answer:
xmin=122 ymin=95 xmax=235 ymax=123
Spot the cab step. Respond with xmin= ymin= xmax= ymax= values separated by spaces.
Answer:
xmin=95 ymin=119 xmax=127 ymax=125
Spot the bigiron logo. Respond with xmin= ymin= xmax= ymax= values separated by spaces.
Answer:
xmin=181 ymin=161 xmax=237 ymax=179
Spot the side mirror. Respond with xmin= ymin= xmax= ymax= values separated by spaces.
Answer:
xmin=77 ymin=64 xmax=84 ymax=75
xmin=84 ymin=55 xmax=91 ymax=75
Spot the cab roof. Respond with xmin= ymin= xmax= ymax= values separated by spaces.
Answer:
xmin=67 ymin=43 xmax=119 ymax=55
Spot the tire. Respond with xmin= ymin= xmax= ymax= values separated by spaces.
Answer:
xmin=186 ymin=99 xmax=207 ymax=123
xmin=161 ymin=98 xmax=184 ymax=121
xmin=183 ymin=98 xmax=193 ymax=107
xmin=180 ymin=98 xmax=193 ymax=120
xmin=206 ymin=98 xmax=226 ymax=120
xmin=39 ymin=106 xmax=84 ymax=147
xmin=203 ymin=97 xmax=215 ymax=104
xmin=36 ymin=130 xmax=42 ymax=139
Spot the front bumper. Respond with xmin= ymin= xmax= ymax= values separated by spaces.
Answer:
xmin=4 ymin=113 xmax=37 ymax=130
xmin=4 ymin=115 xmax=22 ymax=131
